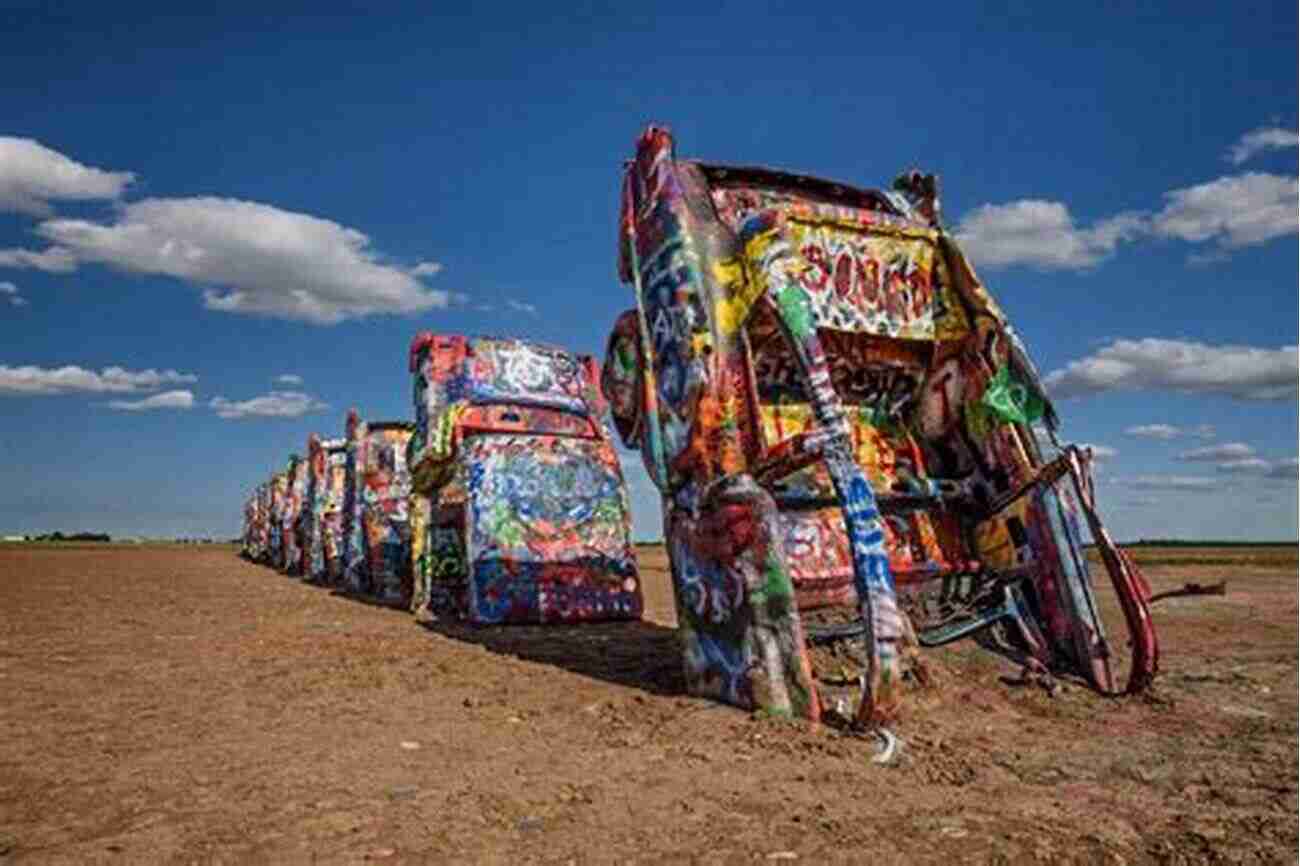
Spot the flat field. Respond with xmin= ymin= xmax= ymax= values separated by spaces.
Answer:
xmin=0 ymin=544 xmax=1295 ymax=864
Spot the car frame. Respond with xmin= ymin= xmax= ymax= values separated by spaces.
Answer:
xmin=603 ymin=125 xmax=1157 ymax=731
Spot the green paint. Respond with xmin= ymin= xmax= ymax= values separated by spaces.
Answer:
xmin=774 ymin=283 xmax=814 ymax=339
xmin=982 ymin=363 xmax=1044 ymax=425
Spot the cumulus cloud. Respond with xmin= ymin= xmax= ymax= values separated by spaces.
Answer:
xmin=410 ymin=261 xmax=443 ymax=277
xmin=275 ymin=374 xmax=304 ymax=386
xmin=1266 ymin=457 xmax=1298 ymax=480
xmin=1152 ymin=173 xmax=1298 ymax=250
xmin=1226 ymin=127 xmax=1299 ymax=165
xmin=210 ymin=390 xmax=329 ymax=419
xmin=1123 ymin=423 xmax=1181 ymax=440
xmin=1123 ymin=422 xmax=1217 ymax=440
xmin=0 ymin=246 xmax=77 ymax=272
xmin=3 ymin=197 xmax=450 ymax=324
xmin=1079 ymin=443 xmax=1117 ymax=460
xmin=1177 ymin=442 xmax=1255 ymax=462
xmin=1117 ymin=475 xmax=1219 ymax=491
xmin=104 ymin=389 xmax=195 ymax=411
xmin=954 ymin=200 xmax=1146 ymax=269
xmin=1045 ymin=338 xmax=1297 ymax=401
xmin=0 ymin=136 xmax=134 ymax=216
xmin=506 ymin=299 xmax=539 ymax=315
xmin=0 ymin=364 xmax=197 ymax=395
xmin=955 ymin=140 xmax=1297 ymax=270
xmin=1215 ymin=457 xmax=1272 ymax=473
xmin=0 ymin=281 xmax=26 ymax=307
xmin=1210 ymin=456 xmax=1298 ymax=479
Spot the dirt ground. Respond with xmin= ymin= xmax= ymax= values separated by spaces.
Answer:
xmin=1 ymin=544 xmax=1296 ymax=865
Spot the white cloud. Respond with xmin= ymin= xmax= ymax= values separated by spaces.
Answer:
xmin=955 ymin=153 xmax=1297 ymax=270
xmin=1177 ymin=442 xmax=1255 ymax=462
xmin=1213 ymin=456 xmax=1300 ymax=480
xmin=1079 ymin=443 xmax=1117 ymax=460
xmin=1266 ymin=458 xmax=1298 ymax=480
xmin=954 ymin=200 xmax=1146 ymax=269
xmin=1215 ymin=457 xmax=1272 ymax=473
xmin=1152 ymin=173 xmax=1298 ymax=249
xmin=275 ymin=374 xmax=304 ymax=386
xmin=0 ymin=246 xmax=77 ymax=272
xmin=1123 ymin=423 xmax=1181 ymax=440
xmin=1123 ymin=423 xmax=1217 ymax=440
xmin=1045 ymin=338 xmax=1298 ymax=401
xmin=410 ymin=261 xmax=443 ymax=277
xmin=210 ymin=390 xmax=329 ymax=419
xmin=0 ymin=281 xmax=25 ymax=307
xmin=104 ymin=389 xmax=195 ymax=411
xmin=1226 ymin=127 xmax=1299 ymax=165
xmin=0 ymin=364 xmax=197 ymax=395
xmin=3 ymin=197 xmax=451 ymax=324
xmin=0 ymin=137 xmax=134 ymax=216
xmin=1118 ymin=475 xmax=1219 ymax=492
xmin=506 ymin=299 xmax=538 ymax=315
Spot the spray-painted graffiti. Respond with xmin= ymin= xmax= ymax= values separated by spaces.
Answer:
xmin=606 ymin=125 xmax=1157 ymax=730
xmin=307 ymin=435 xmax=348 ymax=584
xmin=408 ymin=334 xmax=641 ymax=625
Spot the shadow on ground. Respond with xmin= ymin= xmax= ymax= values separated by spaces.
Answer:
xmin=420 ymin=617 xmax=686 ymax=697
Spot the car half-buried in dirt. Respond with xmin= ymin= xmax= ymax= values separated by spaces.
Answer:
xmin=602 ymin=126 xmax=1158 ymax=734
xmin=407 ymin=333 xmax=642 ymax=625
xmin=341 ymin=411 xmax=414 ymax=606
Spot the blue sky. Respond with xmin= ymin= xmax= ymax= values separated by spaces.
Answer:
xmin=0 ymin=2 xmax=1295 ymax=541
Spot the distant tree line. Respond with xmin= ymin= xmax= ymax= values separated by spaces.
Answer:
xmin=29 ymin=531 xmax=113 ymax=542
xmin=1124 ymin=538 xmax=1297 ymax=547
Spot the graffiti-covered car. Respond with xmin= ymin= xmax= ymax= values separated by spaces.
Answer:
xmin=241 ymin=489 xmax=257 ymax=559
xmin=407 ymin=334 xmax=642 ymax=625
xmin=306 ymin=434 xmax=349 ymax=585
xmin=282 ymin=454 xmax=307 ymax=575
xmin=603 ymin=126 xmax=1157 ymax=734
xmin=341 ymin=411 xmax=414 ymax=606
xmin=254 ymin=482 xmax=271 ymax=563
xmin=268 ymin=470 xmax=288 ymax=570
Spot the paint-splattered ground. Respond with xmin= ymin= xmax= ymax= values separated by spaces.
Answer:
xmin=0 ymin=544 xmax=1295 ymax=864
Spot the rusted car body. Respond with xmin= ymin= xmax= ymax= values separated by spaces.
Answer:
xmin=306 ymin=434 xmax=349 ymax=585
xmin=407 ymin=334 xmax=642 ymax=625
xmin=603 ymin=126 xmax=1157 ymax=729
xmin=252 ymin=482 xmax=271 ymax=563
xmin=281 ymin=454 xmax=307 ymax=575
xmin=341 ymin=411 xmax=414 ymax=605
xmin=268 ymin=471 xmax=288 ymax=570
xmin=241 ymin=491 xmax=257 ymax=559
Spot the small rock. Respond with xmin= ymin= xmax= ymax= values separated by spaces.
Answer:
xmin=1219 ymin=704 xmax=1270 ymax=719
xmin=517 ymin=816 xmax=543 ymax=832
xmin=400 ymin=741 xmax=421 ymax=750
xmin=766 ymin=853 xmax=798 ymax=861
xmin=507 ymin=715 xmax=523 ymax=724
xmin=386 ymin=785 xmax=418 ymax=801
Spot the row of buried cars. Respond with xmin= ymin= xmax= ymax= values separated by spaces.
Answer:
xmin=241 ymin=126 xmax=1160 ymax=739
xmin=241 ymin=335 xmax=644 ymax=625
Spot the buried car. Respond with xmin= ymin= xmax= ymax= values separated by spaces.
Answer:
xmin=407 ymin=333 xmax=642 ymax=625
xmin=603 ymin=126 xmax=1157 ymax=733
xmin=306 ymin=434 xmax=349 ymax=585
xmin=268 ymin=470 xmax=288 ymax=570
xmin=281 ymin=453 xmax=307 ymax=576
xmin=341 ymin=411 xmax=414 ymax=606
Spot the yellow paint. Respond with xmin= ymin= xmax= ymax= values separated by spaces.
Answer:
xmin=713 ymin=256 xmax=765 ymax=335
